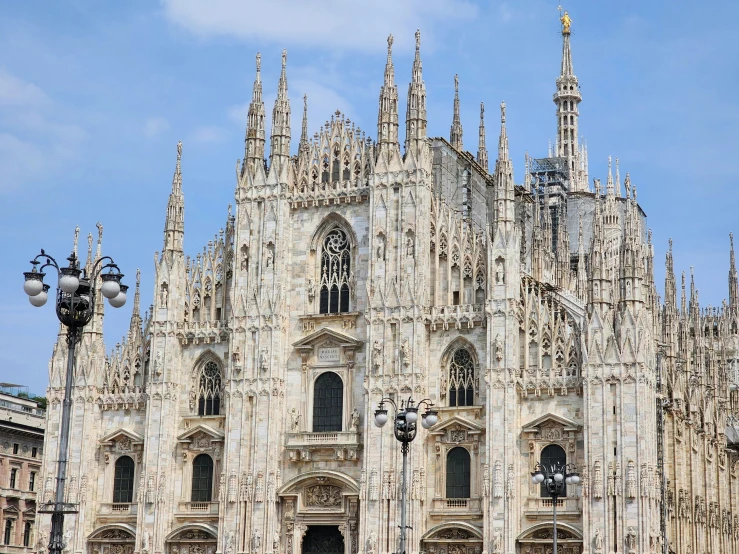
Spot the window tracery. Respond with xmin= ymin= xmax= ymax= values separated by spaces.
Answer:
xmin=319 ymin=228 xmax=351 ymax=314
xmin=449 ymin=348 xmax=476 ymax=407
xmin=195 ymin=360 xmax=222 ymax=416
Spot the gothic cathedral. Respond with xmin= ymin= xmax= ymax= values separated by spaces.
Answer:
xmin=37 ymin=17 xmax=739 ymax=554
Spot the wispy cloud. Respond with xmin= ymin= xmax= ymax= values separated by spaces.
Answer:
xmin=145 ymin=116 xmax=170 ymax=138
xmin=188 ymin=125 xmax=228 ymax=144
xmin=0 ymin=67 xmax=50 ymax=107
xmin=161 ymin=0 xmax=478 ymax=51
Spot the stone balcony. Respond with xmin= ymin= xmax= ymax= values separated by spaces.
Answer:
xmin=175 ymin=501 xmax=220 ymax=519
xmin=97 ymin=502 xmax=138 ymax=522
xmin=523 ymin=496 xmax=581 ymax=519
xmin=286 ymin=431 xmax=361 ymax=462
xmin=429 ymin=497 xmax=482 ymax=519
xmin=0 ymin=487 xmax=36 ymax=502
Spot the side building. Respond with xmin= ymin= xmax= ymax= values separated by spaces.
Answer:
xmin=0 ymin=384 xmax=45 ymax=552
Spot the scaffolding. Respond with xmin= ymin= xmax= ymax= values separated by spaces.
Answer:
xmin=527 ymin=155 xmax=571 ymax=255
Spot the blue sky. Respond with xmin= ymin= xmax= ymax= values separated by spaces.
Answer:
xmin=1 ymin=1 xmax=737 ymax=395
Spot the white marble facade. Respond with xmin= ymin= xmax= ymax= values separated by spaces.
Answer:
xmin=36 ymin=21 xmax=739 ymax=554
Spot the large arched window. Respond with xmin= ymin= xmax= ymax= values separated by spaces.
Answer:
xmin=449 ymin=348 xmax=475 ymax=407
xmin=319 ymin=228 xmax=351 ymax=314
xmin=196 ymin=360 xmax=222 ymax=416
xmin=112 ymin=455 xmax=135 ymax=503
xmin=313 ymin=372 xmax=343 ymax=432
xmin=446 ymin=447 xmax=471 ymax=498
xmin=191 ymin=454 xmax=214 ymax=502
xmin=539 ymin=444 xmax=567 ymax=497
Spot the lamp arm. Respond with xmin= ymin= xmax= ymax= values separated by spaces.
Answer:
xmin=32 ymin=253 xmax=62 ymax=276
xmin=88 ymin=257 xmax=121 ymax=281
xmin=377 ymin=397 xmax=398 ymax=412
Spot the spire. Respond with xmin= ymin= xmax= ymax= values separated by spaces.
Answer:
xmin=665 ymin=238 xmax=677 ymax=312
xmin=164 ymin=141 xmax=185 ymax=253
xmin=498 ymin=102 xmax=509 ymax=162
xmin=377 ymin=34 xmax=399 ymax=152
xmin=606 ymin=156 xmax=614 ymax=196
xmin=244 ymin=53 xmax=266 ymax=177
xmin=730 ymin=233 xmax=738 ymax=309
xmin=577 ymin=213 xmax=587 ymax=299
xmin=554 ymin=8 xmax=583 ymax=190
xmin=493 ymin=102 xmax=514 ymax=226
xmin=615 ymin=158 xmax=621 ymax=197
xmin=299 ymin=94 xmax=309 ymax=157
xmin=681 ymin=271 xmax=687 ymax=317
xmin=270 ymin=49 xmax=291 ymax=170
xmin=449 ymin=74 xmax=463 ymax=151
xmin=129 ymin=269 xmax=142 ymax=331
xmin=477 ymin=102 xmax=488 ymax=171
xmin=405 ymin=29 xmax=427 ymax=159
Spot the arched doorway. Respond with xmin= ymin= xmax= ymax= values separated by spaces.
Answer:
xmin=302 ymin=526 xmax=344 ymax=554
xmin=517 ymin=524 xmax=582 ymax=554
xmin=87 ymin=526 xmax=136 ymax=554
xmin=166 ymin=526 xmax=217 ymax=554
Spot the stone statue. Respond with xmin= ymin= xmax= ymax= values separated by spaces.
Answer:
xmin=406 ymin=235 xmax=414 ymax=257
xmin=366 ymin=530 xmax=378 ymax=554
xmin=289 ymin=408 xmax=301 ymax=432
xmin=350 ymin=407 xmax=360 ymax=431
xmin=253 ymin=530 xmax=262 ymax=551
xmin=265 ymin=248 xmax=274 ymax=268
xmin=594 ymin=528 xmax=603 ymax=552
xmin=226 ymin=531 xmax=235 ymax=554
xmin=273 ymin=531 xmax=280 ymax=552
xmin=142 ymin=530 xmax=151 ymax=554
xmin=260 ymin=347 xmax=269 ymax=372
xmin=492 ymin=530 xmax=502 ymax=553
xmin=625 ymin=527 xmax=636 ymax=552
xmin=401 ymin=338 xmax=411 ymax=366
xmin=307 ymin=278 xmax=315 ymax=301
xmin=160 ymin=283 xmax=168 ymax=307
xmin=560 ymin=10 xmax=572 ymax=34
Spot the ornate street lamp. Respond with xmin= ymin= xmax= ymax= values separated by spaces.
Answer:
xmin=530 ymin=462 xmax=580 ymax=554
xmin=374 ymin=397 xmax=438 ymax=554
xmin=23 ymin=240 xmax=126 ymax=554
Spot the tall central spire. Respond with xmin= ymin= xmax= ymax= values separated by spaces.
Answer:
xmin=270 ymin=49 xmax=291 ymax=171
xmin=244 ymin=53 xmax=266 ymax=177
xmin=405 ymin=29 xmax=427 ymax=160
xmin=477 ymin=102 xmax=488 ymax=171
xmin=449 ymin=74 xmax=463 ymax=151
xmin=554 ymin=8 xmax=583 ymax=190
xmin=163 ymin=141 xmax=184 ymax=253
xmin=377 ymin=34 xmax=399 ymax=153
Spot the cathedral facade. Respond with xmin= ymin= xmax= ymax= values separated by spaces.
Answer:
xmin=35 ymin=17 xmax=739 ymax=554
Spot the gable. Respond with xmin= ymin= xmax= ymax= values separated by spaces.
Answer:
xmin=177 ymin=424 xmax=225 ymax=444
xmin=292 ymin=328 xmax=363 ymax=351
xmin=99 ymin=428 xmax=144 ymax=447
xmin=522 ymin=412 xmax=581 ymax=434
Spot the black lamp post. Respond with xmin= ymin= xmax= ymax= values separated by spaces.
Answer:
xmin=23 ymin=243 xmax=126 ymax=554
xmin=374 ymin=397 xmax=438 ymax=554
xmin=530 ymin=461 xmax=580 ymax=554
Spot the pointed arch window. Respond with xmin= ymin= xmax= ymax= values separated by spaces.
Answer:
xmin=113 ymin=455 xmax=135 ymax=503
xmin=449 ymin=348 xmax=475 ymax=407
xmin=539 ymin=444 xmax=567 ymax=497
xmin=196 ymin=360 xmax=222 ymax=416
xmin=319 ymin=228 xmax=351 ymax=314
xmin=191 ymin=454 xmax=214 ymax=502
xmin=313 ymin=372 xmax=343 ymax=432
xmin=446 ymin=447 xmax=471 ymax=498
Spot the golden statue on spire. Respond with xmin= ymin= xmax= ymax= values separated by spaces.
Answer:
xmin=558 ymin=6 xmax=571 ymax=35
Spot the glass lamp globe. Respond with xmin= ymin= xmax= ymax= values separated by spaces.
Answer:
xmin=554 ymin=473 xmax=564 ymax=482
xmin=570 ymin=474 xmax=581 ymax=484
xmin=29 ymin=285 xmax=49 ymax=307
xmin=59 ymin=274 xmax=80 ymax=294
xmin=100 ymin=274 xmax=122 ymax=299
xmin=565 ymin=476 xmax=573 ymax=485
xmin=24 ymin=277 xmax=44 ymax=296
xmin=405 ymin=409 xmax=418 ymax=424
xmin=374 ymin=409 xmax=388 ymax=428
xmin=424 ymin=411 xmax=438 ymax=427
xmin=109 ymin=285 xmax=128 ymax=308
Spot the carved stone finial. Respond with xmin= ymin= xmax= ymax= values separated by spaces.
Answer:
xmin=256 ymin=52 xmax=261 ymax=72
xmin=454 ymin=73 xmax=459 ymax=92
xmin=96 ymin=222 xmax=103 ymax=243
xmin=72 ymin=226 xmax=80 ymax=256
xmin=415 ymin=29 xmax=421 ymax=50
xmin=136 ymin=268 xmax=141 ymax=286
xmin=177 ymin=140 xmax=182 ymax=159
xmin=282 ymin=49 xmax=287 ymax=68
xmin=387 ymin=34 xmax=394 ymax=52
xmin=500 ymin=101 xmax=505 ymax=123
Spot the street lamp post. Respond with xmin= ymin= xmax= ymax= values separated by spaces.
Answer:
xmin=374 ymin=397 xmax=438 ymax=554
xmin=23 ymin=243 xmax=127 ymax=554
xmin=530 ymin=462 xmax=580 ymax=554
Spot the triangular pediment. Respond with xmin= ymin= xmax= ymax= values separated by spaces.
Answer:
xmin=292 ymin=327 xmax=363 ymax=351
xmin=522 ymin=413 xmax=581 ymax=433
xmin=99 ymin=428 xmax=144 ymax=446
xmin=177 ymin=424 xmax=225 ymax=443
xmin=429 ymin=414 xmax=484 ymax=435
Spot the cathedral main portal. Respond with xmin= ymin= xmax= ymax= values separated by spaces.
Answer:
xmin=302 ymin=526 xmax=345 ymax=554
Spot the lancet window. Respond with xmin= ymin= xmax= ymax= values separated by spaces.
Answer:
xmin=112 ymin=455 xmax=135 ymax=503
xmin=313 ymin=372 xmax=343 ymax=432
xmin=539 ymin=444 xmax=567 ymax=497
xmin=319 ymin=227 xmax=351 ymax=314
xmin=196 ymin=360 xmax=222 ymax=416
xmin=449 ymin=348 xmax=475 ymax=407
xmin=191 ymin=454 xmax=214 ymax=502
